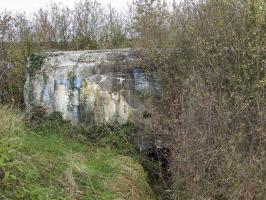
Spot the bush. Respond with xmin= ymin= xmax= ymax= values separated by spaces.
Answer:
xmin=134 ymin=0 xmax=266 ymax=199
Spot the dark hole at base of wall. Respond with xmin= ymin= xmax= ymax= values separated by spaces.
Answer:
xmin=141 ymin=146 xmax=173 ymax=200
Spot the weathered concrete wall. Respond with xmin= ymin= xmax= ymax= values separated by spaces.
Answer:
xmin=24 ymin=49 xmax=158 ymax=127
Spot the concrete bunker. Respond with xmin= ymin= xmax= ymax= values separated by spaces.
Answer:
xmin=24 ymin=49 xmax=159 ymax=128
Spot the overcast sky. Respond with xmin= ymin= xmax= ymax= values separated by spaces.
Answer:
xmin=0 ymin=0 xmax=132 ymax=13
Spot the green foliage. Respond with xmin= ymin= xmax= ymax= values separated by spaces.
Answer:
xmin=26 ymin=106 xmax=138 ymax=156
xmin=28 ymin=53 xmax=46 ymax=78
xmin=140 ymin=157 xmax=171 ymax=200
xmin=26 ymin=106 xmax=79 ymax=135
xmin=85 ymin=122 xmax=138 ymax=155
xmin=0 ymin=106 xmax=154 ymax=200
xmin=67 ymin=71 xmax=76 ymax=111
xmin=0 ymin=137 xmax=22 ymax=197
xmin=68 ymin=71 xmax=76 ymax=91
xmin=0 ymin=107 xmax=24 ymax=198
xmin=0 ymin=43 xmax=27 ymax=106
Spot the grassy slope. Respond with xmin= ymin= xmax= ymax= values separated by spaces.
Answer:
xmin=0 ymin=107 xmax=154 ymax=200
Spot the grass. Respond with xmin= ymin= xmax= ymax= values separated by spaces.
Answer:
xmin=0 ymin=106 xmax=155 ymax=200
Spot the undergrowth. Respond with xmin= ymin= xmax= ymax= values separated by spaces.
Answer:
xmin=26 ymin=106 xmax=170 ymax=200
xmin=26 ymin=106 xmax=138 ymax=156
xmin=0 ymin=106 xmax=155 ymax=200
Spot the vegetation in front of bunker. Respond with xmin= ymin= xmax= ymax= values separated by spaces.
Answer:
xmin=25 ymin=106 xmax=170 ymax=199
xmin=26 ymin=106 xmax=138 ymax=156
xmin=0 ymin=106 xmax=155 ymax=200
